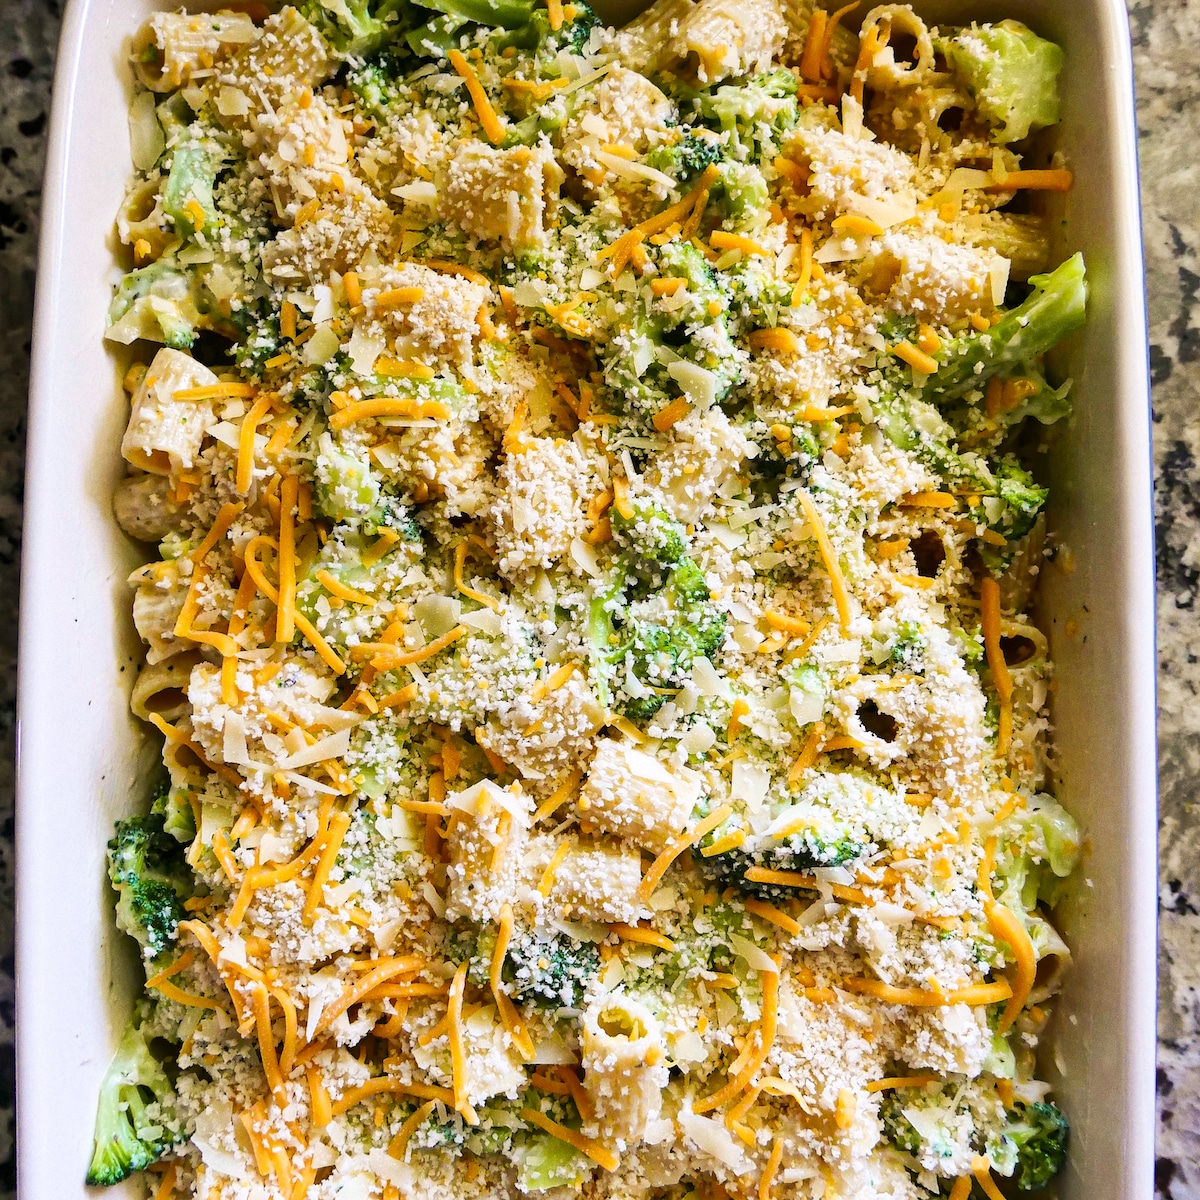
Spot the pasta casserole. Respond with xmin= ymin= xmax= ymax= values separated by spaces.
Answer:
xmin=90 ymin=0 xmax=1086 ymax=1197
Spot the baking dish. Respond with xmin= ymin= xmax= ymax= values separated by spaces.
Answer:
xmin=15 ymin=0 xmax=1156 ymax=1195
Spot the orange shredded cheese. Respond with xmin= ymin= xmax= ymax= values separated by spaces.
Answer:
xmin=373 ymin=285 xmax=425 ymax=309
xmin=638 ymin=804 xmax=733 ymax=902
xmin=302 ymin=810 xmax=351 ymax=928
xmin=710 ymin=230 xmax=770 ymax=257
xmin=354 ymin=624 xmax=469 ymax=672
xmin=866 ymin=1074 xmax=939 ymax=1092
xmin=312 ymin=955 xmax=428 ymax=1039
xmin=799 ymin=491 xmax=851 ymax=633
xmin=236 ymin=392 xmax=274 ymax=494
xmin=330 ymin=396 xmax=449 ymax=429
xmin=490 ymin=903 xmax=535 ymax=1059
xmin=652 ymin=395 xmax=690 ymax=432
xmin=971 ymin=1157 xmax=1008 ymax=1200
xmin=832 ymin=212 xmax=884 ymax=237
xmin=533 ymin=768 xmax=583 ymax=823
xmin=759 ymin=1136 xmax=784 ymax=1200
xmin=538 ymin=839 xmax=574 ymax=896
xmin=744 ymin=898 xmax=801 ymax=936
xmin=841 ymin=977 xmax=1014 ymax=1007
xmin=609 ymin=922 xmax=676 ymax=951
xmin=446 ymin=962 xmax=477 ymax=1123
xmin=693 ymin=959 xmax=779 ymax=1112
xmin=330 ymin=1078 xmax=455 ymax=1118
xmin=447 ymin=50 xmax=505 ymax=144
xmin=893 ymin=339 xmax=941 ymax=375
xmin=454 ymin=540 xmax=499 ymax=611
xmin=387 ymin=1100 xmax=437 ymax=1160
xmin=315 ymin=569 xmax=375 ymax=606
xmin=519 ymin=1108 xmax=618 ymax=1171
xmin=274 ymin=474 xmax=299 ymax=644
xmin=983 ymin=169 xmax=1073 ymax=192
xmin=373 ymin=357 xmax=436 ymax=379
xmin=798 ymin=7 xmax=828 ymax=79
xmin=700 ymin=828 xmax=746 ymax=857
xmin=727 ymin=697 xmax=751 ymax=742
xmin=747 ymin=328 xmax=801 ymax=354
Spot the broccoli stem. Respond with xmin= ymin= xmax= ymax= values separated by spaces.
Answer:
xmin=923 ymin=253 xmax=1087 ymax=402
xmin=86 ymin=1019 xmax=182 ymax=1186
xmin=416 ymin=0 xmax=535 ymax=29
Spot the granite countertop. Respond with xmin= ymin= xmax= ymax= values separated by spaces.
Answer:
xmin=0 ymin=0 xmax=1196 ymax=1195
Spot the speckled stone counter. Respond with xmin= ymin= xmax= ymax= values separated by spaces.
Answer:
xmin=0 ymin=0 xmax=1197 ymax=1195
xmin=1132 ymin=0 xmax=1200 ymax=1192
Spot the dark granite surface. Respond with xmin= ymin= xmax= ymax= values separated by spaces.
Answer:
xmin=0 ymin=0 xmax=1196 ymax=1195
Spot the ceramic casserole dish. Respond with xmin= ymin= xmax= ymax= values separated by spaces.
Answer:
xmin=16 ymin=0 xmax=1155 ymax=1195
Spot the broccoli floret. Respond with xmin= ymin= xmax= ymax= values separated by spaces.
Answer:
xmin=86 ymin=1014 xmax=183 ymax=1185
xmin=998 ymin=1101 xmax=1069 ymax=1190
xmin=553 ymin=0 xmax=600 ymax=52
xmin=942 ymin=21 xmax=1063 ymax=144
xmin=922 ymin=254 xmax=1087 ymax=405
xmin=298 ymin=0 xmax=407 ymax=56
xmin=588 ymin=548 xmax=726 ymax=721
xmin=879 ymin=1093 xmax=923 ymax=1155
xmin=448 ymin=922 xmax=599 ymax=1007
xmin=611 ymin=503 xmax=687 ymax=565
xmin=697 ymin=826 xmax=862 ymax=898
xmin=346 ymin=50 xmax=405 ymax=116
xmin=162 ymin=139 xmax=223 ymax=240
xmin=695 ymin=69 xmax=799 ymax=150
xmin=226 ymin=304 xmax=280 ymax=375
xmin=106 ymin=260 xmax=202 ymax=350
xmin=506 ymin=927 xmax=600 ymax=1008
xmin=149 ymin=775 xmax=196 ymax=843
xmin=107 ymin=813 xmax=193 ymax=957
xmin=645 ymin=129 xmax=725 ymax=184
xmin=887 ymin=621 xmax=925 ymax=671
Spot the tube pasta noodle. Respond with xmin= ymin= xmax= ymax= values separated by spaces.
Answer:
xmin=581 ymin=995 xmax=669 ymax=1142
xmin=89 ymin=0 xmax=1084 ymax=1196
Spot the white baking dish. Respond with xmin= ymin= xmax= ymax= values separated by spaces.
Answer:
xmin=16 ymin=0 xmax=1156 ymax=1195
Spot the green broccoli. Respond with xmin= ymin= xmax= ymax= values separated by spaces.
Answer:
xmin=298 ymin=0 xmax=407 ymax=57
xmin=921 ymin=254 xmax=1087 ymax=404
xmin=492 ymin=0 xmax=595 ymax=52
xmin=85 ymin=1013 xmax=184 ymax=1185
xmin=879 ymin=1093 xmax=923 ymax=1155
xmin=106 ymin=260 xmax=202 ymax=350
xmin=697 ymin=824 xmax=862 ymax=898
xmin=992 ymin=793 xmax=1080 ymax=910
xmin=587 ymin=542 xmax=726 ymax=720
xmin=714 ymin=161 xmax=770 ymax=228
xmin=226 ymin=304 xmax=281 ymax=375
xmin=149 ymin=775 xmax=196 ymax=843
xmin=505 ymin=926 xmax=600 ymax=1008
xmin=451 ymin=921 xmax=599 ymax=1006
xmin=873 ymin=389 xmax=1048 ymax=550
xmin=516 ymin=1131 xmax=594 ymax=1191
xmin=886 ymin=621 xmax=926 ymax=671
xmin=645 ymin=130 xmax=725 ymax=185
xmin=107 ymin=813 xmax=193 ymax=957
xmin=997 ymin=1101 xmax=1069 ymax=1190
xmin=162 ymin=140 xmax=223 ymax=240
xmin=611 ymin=503 xmax=687 ymax=565
xmin=694 ymin=69 xmax=799 ymax=151
xmin=347 ymin=50 xmax=405 ymax=115
xmin=942 ymin=21 xmax=1063 ymax=144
